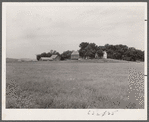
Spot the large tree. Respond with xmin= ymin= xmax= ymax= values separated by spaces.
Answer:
xmin=40 ymin=52 xmax=47 ymax=57
xmin=47 ymin=52 xmax=52 ymax=57
xmin=84 ymin=43 xmax=97 ymax=58
xmin=79 ymin=42 xmax=89 ymax=49
xmin=96 ymin=49 xmax=103 ymax=58
xmin=79 ymin=42 xmax=89 ymax=58
xmin=79 ymin=42 xmax=98 ymax=59
xmin=61 ymin=50 xmax=72 ymax=60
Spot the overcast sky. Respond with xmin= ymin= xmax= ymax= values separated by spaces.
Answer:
xmin=5 ymin=3 xmax=146 ymax=59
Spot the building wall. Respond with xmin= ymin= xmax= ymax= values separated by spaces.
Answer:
xmin=40 ymin=58 xmax=50 ymax=61
xmin=40 ymin=55 xmax=60 ymax=61
xmin=103 ymin=52 xmax=107 ymax=59
xmin=71 ymin=55 xmax=79 ymax=60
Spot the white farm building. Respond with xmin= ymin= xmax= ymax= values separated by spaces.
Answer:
xmin=40 ymin=55 xmax=61 ymax=61
xmin=103 ymin=51 xmax=107 ymax=59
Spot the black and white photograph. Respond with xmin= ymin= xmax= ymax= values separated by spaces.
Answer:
xmin=2 ymin=2 xmax=147 ymax=120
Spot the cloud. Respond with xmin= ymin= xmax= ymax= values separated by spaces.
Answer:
xmin=6 ymin=5 xmax=145 ymax=59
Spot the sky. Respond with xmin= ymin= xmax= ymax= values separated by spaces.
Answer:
xmin=5 ymin=3 xmax=146 ymax=59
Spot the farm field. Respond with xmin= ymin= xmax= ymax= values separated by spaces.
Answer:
xmin=6 ymin=60 xmax=144 ymax=108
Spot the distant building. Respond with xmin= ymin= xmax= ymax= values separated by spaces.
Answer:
xmin=40 ymin=57 xmax=51 ymax=61
xmin=71 ymin=51 xmax=79 ymax=60
xmin=40 ymin=55 xmax=61 ymax=61
xmin=103 ymin=51 xmax=107 ymax=59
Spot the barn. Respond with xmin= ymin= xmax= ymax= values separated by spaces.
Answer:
xmin=40 ymin=55 xmax=60 ymax=61
xmin=71 ymin=51 xmax=79 ymax=60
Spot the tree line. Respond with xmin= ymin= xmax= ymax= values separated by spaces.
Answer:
xmin=36 ymin=42 xmax=144 ymax=61
xmin=36 ymin=50 xmax=73 ymax=61
xmin=79 ymin=42 xmax=144 ymax=61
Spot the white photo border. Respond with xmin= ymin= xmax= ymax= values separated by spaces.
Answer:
xmin=2 ymin=2 xmax=147 ymax=120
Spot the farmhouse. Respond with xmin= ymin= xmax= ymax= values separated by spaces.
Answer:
xmin=40 ymin=55 xmax=60 ymax=61
xmin=71 ymin=51 xmax=79 ymax=60
xmin=103 ymin=51 xmax=107 ymax=59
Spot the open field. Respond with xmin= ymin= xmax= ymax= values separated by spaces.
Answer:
xmin=6 ymin=60 xmax=144 ymax=108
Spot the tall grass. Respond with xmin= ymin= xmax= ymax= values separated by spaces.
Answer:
xmin=6 ymin=61 xmax=144 ymax=108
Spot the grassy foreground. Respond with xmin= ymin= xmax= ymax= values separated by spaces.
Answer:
xmin=6 ymin=60 xmax=144 ymax=108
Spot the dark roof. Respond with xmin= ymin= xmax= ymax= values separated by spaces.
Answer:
xmin=50 ymin=55 xmax=58 ymax=59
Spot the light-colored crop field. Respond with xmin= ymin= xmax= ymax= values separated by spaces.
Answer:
xmin=6 ymin=61 xmax=144 ymax=108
